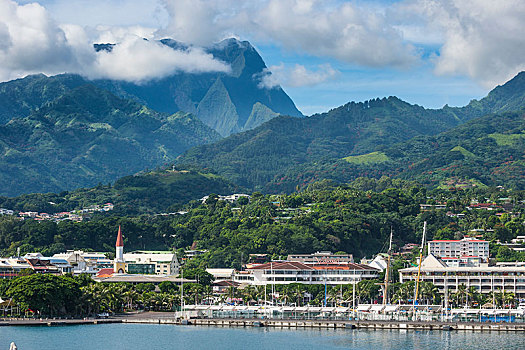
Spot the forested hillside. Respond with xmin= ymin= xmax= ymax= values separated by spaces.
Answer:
xmin=0 ymin=38 xmax=302 ymax=136
xmin=177 ymin=72 xmax=525 ymax=192
xmin=0 ymin=169 xmax=238 ymax=215
xmin=0 ymin=85 xmax=221 ymax=196
xmin=1 ymin=178 xmax=523 ymax=266
xmin=265 ymin=110 xmax=525 ymax=191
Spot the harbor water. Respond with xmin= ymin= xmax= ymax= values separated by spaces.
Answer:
xmin=1 ymin=323 xmax=525 ymax=350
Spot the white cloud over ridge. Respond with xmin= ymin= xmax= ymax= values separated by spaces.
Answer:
xmin=259 ymin=63 xmax=340 ymax=88
xmin=161 ymin=0 xmax=418 ymax=68
xmin=2 ymin=0 xmax=525 ymax=89
xmin=0 ymin=0 xmax=230 ymax=83
xmin=160 ymin=0 xmax=525 ymax=88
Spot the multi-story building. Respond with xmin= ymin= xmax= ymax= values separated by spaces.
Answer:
xmin=428 ymin=238 xmax=489 ymax=262
xmin=124 ymin=251 xmax=179 ymax=275
xmin=399 ymin=255 xmax=525 ymax=299
xmin=234 ymin=261 xmax=379 ymax=286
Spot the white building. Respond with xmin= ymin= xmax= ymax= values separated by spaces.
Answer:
xmin=234 ymin=261 xmax=379 ymax=286
xmin=428 ymin=238 xmax=489 ymax=262
xmin=399 ymin=255 xmax=525 ymax=299
xmin=124 ymin=251 xmax=180 ymax=275
xmin=52 ymin=250 xmax=112 ymax=275
xmin=206 ymin=268 xmax=235 ymax=281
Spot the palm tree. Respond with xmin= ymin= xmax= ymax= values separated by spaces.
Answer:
xmin=392 ymin=281 xmax=413 ymax=304
xmin=466 ymin=286 xmax=481 ymax=308
xmin=503 ymin=292 xmax=516 ymax=308
xmin=452 ymin=284 xmax=468 ymax=307
xmin=420 ymin=282 xmax=440 ymax=305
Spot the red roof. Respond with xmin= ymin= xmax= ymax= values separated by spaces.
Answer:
xmin=97 ymin=268 xmax=114 ymax=277
xmin=311 ymin=263 xmax=378 ymax=271
xmin=248 ymin=261 xmax=378 ymax=271
xmin=116 ymin=226 xmax=123 ymax=247
xmin=248 ymin=261 xmax=314 ymax=270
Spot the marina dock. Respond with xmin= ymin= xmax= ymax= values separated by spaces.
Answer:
xmin=120 ymin=312 xmax=525 ymax=332
xmin=3 ymin=313 xmax=525 ymax=332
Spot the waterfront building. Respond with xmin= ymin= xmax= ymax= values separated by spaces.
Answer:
xmin=399 ymin=255 xmax=525 ymax=299
xmin=234 ymin=261 xmax=378 ymax=286
xmin=428 ymin=237 xmax=489 ymax=262
xmin=206 ymin=268 xmax=235 ymax=281
xmin=52 ymin=250 xmax=112 ymax=275
xmin=363 ymin=254 xmax=388 ymax=271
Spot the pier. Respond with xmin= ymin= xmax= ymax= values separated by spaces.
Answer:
xmin=2 ymin=313 xmax=525 ymax=332
xmin=119 ymin=312 xmax=525 ymax=332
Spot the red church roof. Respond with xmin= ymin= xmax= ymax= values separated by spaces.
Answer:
xmin=116 ymin=226 xmax=123 ymax=247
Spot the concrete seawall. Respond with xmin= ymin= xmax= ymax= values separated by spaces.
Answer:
xmin=122 ymin=317 xmax=525 ymax=332
xmin=3 ymin=315 xmax=525 ymax=332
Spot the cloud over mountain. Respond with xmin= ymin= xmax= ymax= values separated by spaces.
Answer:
xmin=0 ymin=0 xmax=230 ymax=83
xmin=259 ymin=63 xmax=340 ymax=88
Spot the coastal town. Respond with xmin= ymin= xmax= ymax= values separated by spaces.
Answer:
xmin=2 ymin=211 xmax=525 ymax=324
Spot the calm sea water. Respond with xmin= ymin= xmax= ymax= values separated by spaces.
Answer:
xmin=1 ymin=324 xmax=525 ymax=350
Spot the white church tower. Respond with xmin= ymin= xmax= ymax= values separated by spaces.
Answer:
xmin=114 ymin=225 xmax=126 ymax=274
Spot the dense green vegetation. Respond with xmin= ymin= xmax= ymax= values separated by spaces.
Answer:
xmin=0 ymin=85 xmax=222 ymax=196
xmin=268 ymin=110 xmax=525 ymax=192
xmin=0 ymin=169 xmax=239 ymax=215
xmin=1 ymin=178 xmax=523 ymax=266
xmin=176 ymin=72 xmax=525 ymax=192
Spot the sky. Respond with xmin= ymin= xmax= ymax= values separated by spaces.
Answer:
xmin=2 ymin=0 xmax=525 ymax=115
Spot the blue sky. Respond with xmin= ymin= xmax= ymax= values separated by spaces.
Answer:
xmin=3 ymin=0 xmax=524 ymax=115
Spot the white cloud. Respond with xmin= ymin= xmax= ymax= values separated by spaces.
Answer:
xmin=0 ymin=0 xmax=230 ymax=83
xmin=160 ymin=0 xmax=419 ymax=68
xmin=392 ymin=0 xmax=525 ymax=87
xmin=89 ymin=36 xmax=230 ymax=83
xmin=259 ymin=63 xmax=340 ymax=88
xmin=3 ymin=0 xmax=525 ymax=89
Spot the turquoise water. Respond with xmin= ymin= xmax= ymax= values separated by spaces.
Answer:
xmin=1 ymin=324 xmax=525 ymax=350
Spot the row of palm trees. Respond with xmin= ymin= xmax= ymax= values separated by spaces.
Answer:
xmin=449 ymin=284 xmax=516 ymax=308
xmin=76 ymin=280 xmax=517 ymax=315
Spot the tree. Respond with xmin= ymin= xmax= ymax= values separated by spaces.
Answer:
xmin=6 ymin=274 xmax=82 ymax=316
xmin=183 ymin=268 xmax=214 ymax=286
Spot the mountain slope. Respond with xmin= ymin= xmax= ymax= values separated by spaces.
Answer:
xmin=176 ymin=71 xmax=525 ymax=191
xmin=268 ymin=110 xmax=524 ymax=191
xmin=96 ymin=38 xmax=303 ymax=136
xmin=0 ymin=38 xmax=302 ymax=136
xmin=0 ymin=85 xmax=221 ymax=196
xmin=0 ymin=74 xmax=86 ymax=124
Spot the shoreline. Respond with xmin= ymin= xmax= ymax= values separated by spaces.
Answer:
xmin=3 ymin=313 xmax=525 ymax=332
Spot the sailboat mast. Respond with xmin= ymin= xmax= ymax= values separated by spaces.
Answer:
xmin=383 ymin=227 xmax=393 ymax=305
xmin=413 ymin=221 xmax=427 ymax=309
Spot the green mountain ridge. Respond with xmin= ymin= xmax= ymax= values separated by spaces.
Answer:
xmin=0 ymin=38 xmax=303 ymax=136
xmin=0 ymin=85 xmax=222 ymax=196
xmin=176 ymin=71 xmax=525 ymax=192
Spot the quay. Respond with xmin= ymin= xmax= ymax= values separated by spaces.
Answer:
xmin=119 ymin=312 xmax=525 ymax=332
xmin=2 ymin=313 xmax=525 ymax=332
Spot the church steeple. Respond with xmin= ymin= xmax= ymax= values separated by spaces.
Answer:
xmin=116 ymin=225 xmax=123 ymax=247
xmin=114 ymin=225 xmax=126 ymax=274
